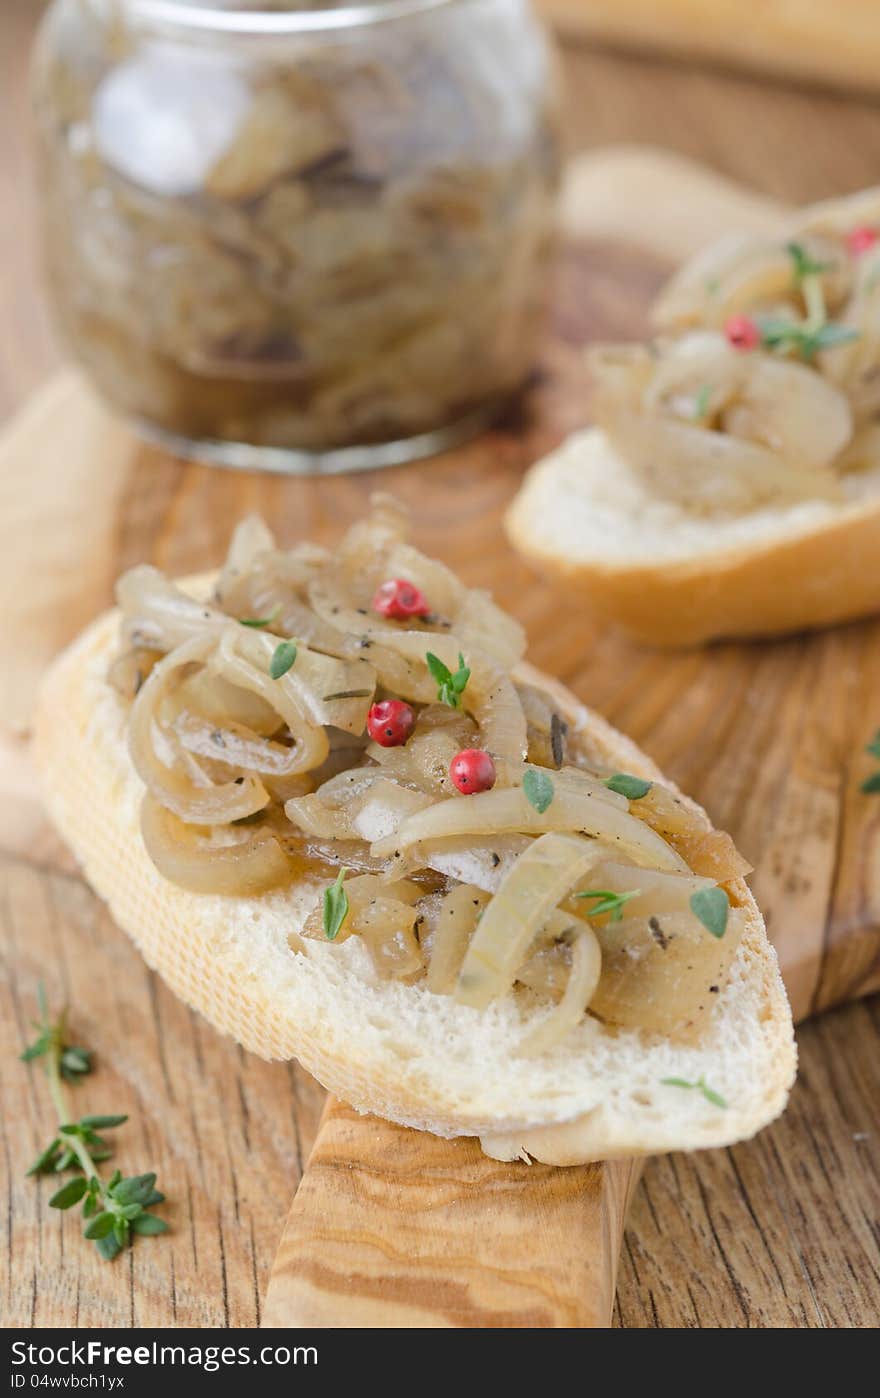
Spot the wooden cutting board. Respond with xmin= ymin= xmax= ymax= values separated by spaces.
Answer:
xmin=2 ymin=148 xmax=878 ymax=1329
xmin=537 ymin=0 xmax=880 ymax=97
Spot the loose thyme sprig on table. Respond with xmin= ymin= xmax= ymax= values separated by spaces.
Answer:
xmin=21 ymin=986 xmax=168 ymax=1261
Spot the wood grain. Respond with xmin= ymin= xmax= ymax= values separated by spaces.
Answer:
xmin=537 ymin=0 xmax=880 ymax=98
xmin=263 ymin=1101 xmax=639 ymax=1328
xmin=0 ymin=851 xmax=326 ymax=1328
xmin=1 ymin=0 xmax=879 ymax=1328
xmin=0 ymin=373 xmax=138 ymax=732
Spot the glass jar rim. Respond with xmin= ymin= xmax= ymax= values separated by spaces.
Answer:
xmin=118 ymin=0 xmax=467 ymax=35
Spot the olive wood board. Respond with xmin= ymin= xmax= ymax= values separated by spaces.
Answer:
xmin=1 ymin=147 xmax=877 ymax=1329
xmin=536 ymin=0 xmax=880 ymax=98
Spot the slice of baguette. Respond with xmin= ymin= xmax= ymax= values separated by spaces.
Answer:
xmin=33 ymin=588 xmax=795 ymax=1165
xmin=506 ymin=426 xmax=880 ymax=647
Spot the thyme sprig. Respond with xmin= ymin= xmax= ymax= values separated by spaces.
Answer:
xmin=786 ymin=240 xmax=831 ymax=285
xmin=239 ymin=605 xmax=281 ymax=629
xmin=574 ymin=888 xmax=641 ymax=922
xmin=522 ymin=768 xmax=554 ymax=813
xmin=758 ymin=316 xmax=859 ymax=361
xmin=689 ymin=886 xmax=730 ymax=939
xmin=21 ymin=988 xmax=168 ymax=1261
xmin=270 ymin=639 xmax=298 ymax=679
xmin=426 ymin=651 xmax=470 ymax=709
xmin=604 ymin=772 xmax=652 ymax=800
xmin=20 ymin=986 xmax=91 ymax=1085
xmin=693 ymin=383 xmax=712 ymax=421
xmin=758 ymin=242 xmax=859 ymax=361
xmin=323 ymin=868 xmax=350 ymax=941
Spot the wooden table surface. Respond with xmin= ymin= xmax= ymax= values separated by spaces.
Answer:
xmin=1 ymin=0 xmax=879 ymax=1329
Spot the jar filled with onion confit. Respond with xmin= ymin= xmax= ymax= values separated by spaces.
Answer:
xmin=32 ymin=0 xmax=561 ymax=472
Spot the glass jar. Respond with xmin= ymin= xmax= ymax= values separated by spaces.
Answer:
xmin=32 ymin=0 xmax=560 ymax=473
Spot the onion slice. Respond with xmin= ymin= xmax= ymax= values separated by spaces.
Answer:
xmin=211 ymin=626 xmax=329 ymax=773
xmin=216 ymin=624 xmax=375 ymax=738
xmin=176 ymin=669 xmax=283 ymax=737
xmin=422 ymin=834 xmax=533 ymax=892
xmin=117 ymin=566 xmax=228 ymax=653
xmin=129 ymin=634 xmax=269 ymax=824
xmin=286 ymin=775 xmax=431 ymax=842
xmin=453 ymin=589 xmax=526 ymax=670
xmin=214 ymin=513 xmax=276 ymax=606
xmin=140 ymin=795 xmax=290 ymax=896
xmin=372 ymin=786 xmax=688 ymax=872
xmin=669 ymin=828 xmax=753 ymax=884
xmin=590 ymin=907 xmax=746 ymax=1033
xmin=426 ymin=884 xmax=491 ymax=994
xmin=454 ymin=833 xmax=608 ymax=1009
xmin=523 ymin=763 xmax=628 ymax=809
xmin=568 ymin=861 xmax=715 ymax=920
xmin=173 ymin=711 xmax=303 ymax=778
xmin=517 ymin=922 xmax=602 ymax=1057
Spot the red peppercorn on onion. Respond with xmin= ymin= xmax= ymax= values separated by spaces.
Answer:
xmin=450 ymin=748 xmax=497 ymax=794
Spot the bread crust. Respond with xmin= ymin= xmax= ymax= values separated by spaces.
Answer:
xmin=33 ymin=596 xmax=796 ymax=1164
xmin=506 ymin=430 xmax=880 ymax=647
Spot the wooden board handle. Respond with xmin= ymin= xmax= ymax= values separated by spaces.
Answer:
xmin=262 ymin=1097 xmax=641 ymax=1328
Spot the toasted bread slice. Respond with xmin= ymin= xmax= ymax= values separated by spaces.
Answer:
xmin=506 ymin=426 xmax=880 ymax=648
xmin=34 ymin=585 xmax=795 ymax=1164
